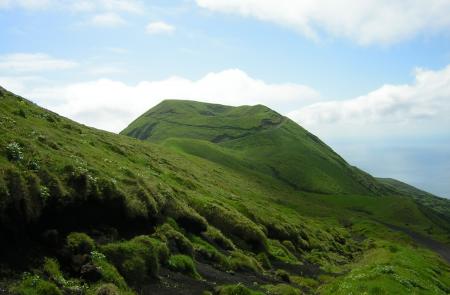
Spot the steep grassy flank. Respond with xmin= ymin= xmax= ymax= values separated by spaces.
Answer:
xmin=1 ymin=87 xmax=449 ymax=294
xmin=122 ymin=100 xmax=385 ymax=195
xmin=123 ymin=99 xmax=450 ymax=242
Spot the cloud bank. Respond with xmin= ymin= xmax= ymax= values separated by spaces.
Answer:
xmin=289 ymin=65 xmax=450 ymax=138
xmin=196 ymin=0 xmax=450 ymax=45
xmin=1 ymin=69 xmax=319 ymax=132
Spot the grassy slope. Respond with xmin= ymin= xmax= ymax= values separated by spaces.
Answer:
xmin=378 ymin=178 xmax=450 ymax=221
xmin=121 ymin=100 xmax=385 ymax=195
xmin=0 ymin=88 xmax=449 ymax=294
xmin=122 ymin=99 xmax=450 ymax=241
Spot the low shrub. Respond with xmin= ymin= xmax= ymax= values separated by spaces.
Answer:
xmin=90 ymin=251 xmax=128 ymax=290
xmin=195 ymin=202 xmax=267 ymax=251
xmin=268 ymin=239 xmax=299 ymax=265
xmin=202 ymin=226 xmax=236 ymax=251
xmin=13 ymin=108 xmax=27 ymax=118
xmin=121 ymin=256 xmax=146 ymax=284
xmin=24 ymin=174 xmax=45 ymax=215
xmin=388 ymin=244 xmax=399 ymax=253
xmin=134 ymin=236 xmax=170 ymax=266
xmin=274 ymin=269 xmax=290 ymax=283
xmin=282 ymin=240 xmax=297 ymax=254
xmin=65 ymin=164 xmax=99 ymax=199
xmin=229 ymin=251 xmax=263 ymax=274
xmin=165 ymin=198 xmax=207 ymax=234
xmin=155 ymin=223 xmax=194 ymax=257
xmin=43 ymin=258 xmax=64 ymax=284
xmin=93 ymin=283 xmax=119 ymax=295
xmin=290 ymin=275 xmax=319 ymax=290
xmin=296 ymin=236 xmax=311 ymax=251
xmin=168 ymin=255 xmax=201 ymax=279
xmin=123 ymin=184 xmax=159 ymax=220
xmin=259 ymin=218 xmax=315 ymax=252
xmin=263 ymin=284 xmax=301 ymax=295
xmin=214 ymin=284 xmax=263 ymax=295
xmin=100 ymin=235 xmax=164 ymax=285
xmin=191 ymin=235 xmax=230 ymax=269
xmin=27 ymin=158 xmax=40 ymax=171
xmin=256 ymin=252 xmax=271 ymax=269
xmin=90 ymin=283 xmax=135 ymax=295
xmin=2 ymin=168 xmax=39 ymax=226
xmin=66 ymin=232 xmax=95 ymax=255
xmin=5 ymin=141 xmax=23 ymax=162
xmin=124 ymin=197 xmax=149 ymax=219
xmin=38 ymin=169 xmax=67 ymax=201
xmin=11 ymin=273 xmax=62 ymax=295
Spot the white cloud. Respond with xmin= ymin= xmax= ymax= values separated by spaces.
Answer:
xmin=196 ymin=0 xmax=450 ymax=45
xmin=0 ymin=53 xmax=78 ymax=72
xmin=146 ymin=21 xmax=175 ymax=35
xmin=90 ymin=12 xmax=126 ymax=27
xmin=288 ymin=65 xmax=450 ymax=138
xmin=98 ymin=0 xmax=141 ymax=13
xmin=1 ymin=69 xmax=319 ymax=132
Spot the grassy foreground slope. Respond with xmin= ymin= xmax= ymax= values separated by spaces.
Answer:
xmin=0 ymin=87 xmax=449 ymax=294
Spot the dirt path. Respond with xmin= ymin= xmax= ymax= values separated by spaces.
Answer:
xmin=383 ymin=223 xmax=450 ymax=264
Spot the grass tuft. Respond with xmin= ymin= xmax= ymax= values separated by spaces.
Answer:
xmin=168 ymin=254 xmax=201 ymax=279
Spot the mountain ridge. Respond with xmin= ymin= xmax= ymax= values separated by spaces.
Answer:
xmin=122 ymin=99 xmax=386 ymax=195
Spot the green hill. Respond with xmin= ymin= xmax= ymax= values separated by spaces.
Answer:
xmin=1 ymin=88 xmax=450 ymax=294
xmin=378 ymin=178 xmax=450 ymax=229
xmin=122 ymin=99 xmax=450 ymax=242
xmin=121 ymin=100 xmax=385 ymax=195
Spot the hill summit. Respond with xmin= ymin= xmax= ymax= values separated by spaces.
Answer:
xmin=122 ymin=100 xmax=384 ymax=195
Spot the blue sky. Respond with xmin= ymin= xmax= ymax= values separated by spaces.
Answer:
xmin=0 ymin=0 xmax=449 ymax=197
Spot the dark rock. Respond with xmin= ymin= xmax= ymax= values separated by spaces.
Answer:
xmin=41 ymin=229 xmax=59 ymax=248
xmin=80 ymin=263 xmax=102 ymax=282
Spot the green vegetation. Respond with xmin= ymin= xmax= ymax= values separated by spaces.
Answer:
xmin=319 ymin=241 xmax=450 ymax=294
xmin=0 ymin=88 xmax=449 ymax=294
xmin=11 ymin=274 xmax=62 ymax=295
xmin=228 ymin=250 xmax=263 ymax=273
xmin=378 ymin=178 xmax=450 ymax=224
xmin=154 ymin=223 xmax=194 ymax=257
xmin=190 ymin=235 xmax=230 ymax=269
xmin=122 ymin=99 xmax=386 ymax=195
xmin=90 ymin=251 xmax=128 ymax=290
xmin=263 ymin=284 xmax=301 ymax=295
xmin=66 ymin=232 xmax=96 ymax=255
xmin=168 ymin=254 xmax=201 ymax=279
xmin=214 ymin=284 xmax=263 ymax=295
xmin=100 ymin=236 xmax=167 ymax=285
